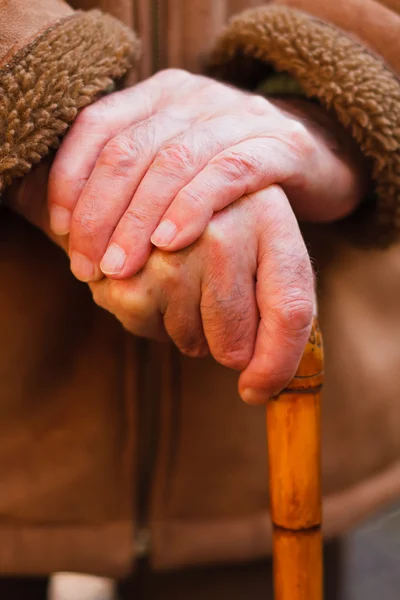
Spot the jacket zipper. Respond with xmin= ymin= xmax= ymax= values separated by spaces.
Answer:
xmin=135 ymin=339 xmax=161 ymax=559
xmin=134 ymin=2 xmax=165 ymax=559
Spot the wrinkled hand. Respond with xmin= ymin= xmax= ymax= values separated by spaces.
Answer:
xmin=89 ymin=185 xmax=314 ymax=404
xmin=48 ymin=69 xmax=366 ymax=283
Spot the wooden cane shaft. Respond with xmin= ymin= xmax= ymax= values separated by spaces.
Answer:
xmin=267 ymin=390 xmax=321 ymax=529
xmin=267 ymin=319 xmax=323 ymax=600
xmin=273 ymin=528 xmax=323 ymax=600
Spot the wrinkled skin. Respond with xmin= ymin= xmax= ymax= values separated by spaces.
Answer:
xmin=88 ymin=185 xmax=314 ymax=403
xmin=10 ymin=69 xmax=367 ymax=403
xmin=49 ymin=70 xmax=366 ymax=282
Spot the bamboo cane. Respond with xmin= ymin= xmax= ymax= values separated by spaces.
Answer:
xmin=267 ymin=319 xmax=323 ymax=600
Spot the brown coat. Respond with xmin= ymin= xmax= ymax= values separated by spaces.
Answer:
xmin=0 ymin=0 xmax=400 ymax=578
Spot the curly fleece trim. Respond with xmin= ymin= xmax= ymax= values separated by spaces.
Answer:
xmin=0 ymin=10 xmax=139 ymax=192
xmin=209 ymin=6 xmax=400 ymax=245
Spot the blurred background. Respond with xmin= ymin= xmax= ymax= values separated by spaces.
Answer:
xmin=50 ymin=501 xmax=400 ymax=600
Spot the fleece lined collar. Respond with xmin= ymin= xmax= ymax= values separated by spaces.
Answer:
xmin=210 ymin=5 xmax=400 ymax=245
xmin=0 ymin=10 xmax=139 ymax=194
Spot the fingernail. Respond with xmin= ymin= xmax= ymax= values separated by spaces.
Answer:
xmin=50 ymin=206 xmax=71 ymax=236
xmin=241 ymin=388 xmax=270 ymax=405
xmin=70 ymin=252 xmax=95 ymax=282
xmin=151 ymin=220 xmax=177 ymax=247
xmin=100 ymin=243 xmax=126 ymax=275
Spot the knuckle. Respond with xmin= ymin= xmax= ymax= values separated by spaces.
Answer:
xmin=50 ymin=154 xmax=87 ymax=196
xmin=98 ymin=134 xmax=139 ymax=178
xmin=286 ymin=119 xmax=316 ymax=161
xmin=180 ymin=344 xmax=209 ymax=359
xmin=71 ymin=210 xmax=97 ymax=238
xmin=273 ymin=294 xmax=314 ymax=334
xmin=49 ymin=160 xmax=72 ymax=192
xmin=51 ymin=166 xmax=87 ymax=196
xmin=212 ymin=150 xmax=258 ymax=182
xmin=155 ymin=143 xmax=197 ymax=176
xmin=110 ymin=283 xmax=149 ymax=317
xmin=150 ymin=252 xmax=182 ymax=288
xmin=76 ymin=90 xmax=127 ymax=128
xmin=122 ymin=207 xmax=153 ymax=232
xmin=246 ymin=94 xmax=269 ymax=116
xmin=71 ymin=203 xmax=109 ymax=241
xmin=178 ymin=185 xmax=206 ymax=212
xmin=155 ymin=68 xmax=190 ymax=85
xmin=109 ymin=282 xmax=126 ymax=308
xmin=202 ymin=292 xmax=254 ymax=370
xmin=75 ymin=104 xmax=104 ymax=129
xmin=214 ymin=313 xmax=253 ymax=370
xmin=201 ymin=218 xmax=230 ymax=253
xmin=216 ymin=347 xmax=251 ymax=371
xmin=166 ymin=320 xmax=209 ymax=358
xmin=91 ymin=286 xmax=105 ymax=309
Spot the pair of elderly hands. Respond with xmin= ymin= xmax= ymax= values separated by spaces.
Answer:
xmin=46 ymin=69 xmax=366 ymax=403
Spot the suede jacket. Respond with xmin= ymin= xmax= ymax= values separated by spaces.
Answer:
xmin=0 ymin=0 xmax=400 ymax=578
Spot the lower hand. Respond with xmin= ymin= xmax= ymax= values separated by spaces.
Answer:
xmin=89 ymin=185 xmax=314 ymax=404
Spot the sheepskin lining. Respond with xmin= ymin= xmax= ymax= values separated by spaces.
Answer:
xmin=210 ymin=6 xmax=400 ymax=245
xmin=0 ymin=10 xmax=139 ymax=193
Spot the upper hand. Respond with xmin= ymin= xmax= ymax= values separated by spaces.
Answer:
xmin=48 ymin=69 xmax=367 ymax=283
xmin=89 ymin=185 xmax=314 ymax=404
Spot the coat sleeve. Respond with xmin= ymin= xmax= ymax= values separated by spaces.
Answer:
xmin=0 ymin=0 xmax=139 ymax=197
xmin=209 ymin=1 xmax=400 ymax=245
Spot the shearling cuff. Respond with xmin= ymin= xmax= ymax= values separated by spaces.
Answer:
xmin=0 ymin=10 xmax=139 ymax=193
xmin=209 ymin=6 xmax=400 ymax=245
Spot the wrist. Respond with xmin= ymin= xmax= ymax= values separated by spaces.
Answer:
xmin=269 ymin=96 xmax=371 ymax=221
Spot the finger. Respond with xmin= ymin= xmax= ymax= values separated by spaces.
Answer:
xmin=150 ymin=136 xmax=294 ymax=252
xmin=92 ymin=248 xmax=208 ymax=353
xmin=90 ymin=275 xmax=167 ymax=341
xmin=164 ymin=302 xmax=209 ymax=358
xmin=156 ymin=251 xmax=209 ymax=357
xmin=150 ymin=111 xmax=359 ymax=252
xmin=48 ymin=70 xmax=234 ymax=236
xmin=48 ymin=74 xmax=168 ymax=235
xmin=101 ymin=114 xmax=270 ymax=278
xmin=68 ymin=86 xmax=251 ymax=282
xmin=238 ymin=186 xmax=314 ymax=404
xmin=199 ymin=207 xmax=259 ymax=370
xmin=68 ymin=110 xmax=193 ymax=282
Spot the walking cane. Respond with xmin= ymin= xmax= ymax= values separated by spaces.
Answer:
xmin=267 ymin=318 xmax=323 ymax=600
